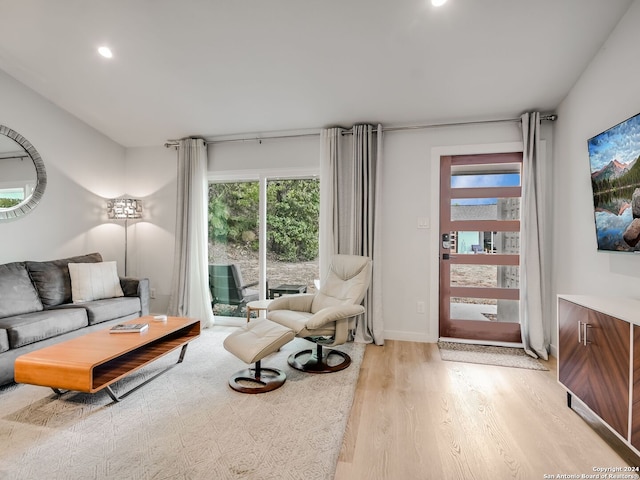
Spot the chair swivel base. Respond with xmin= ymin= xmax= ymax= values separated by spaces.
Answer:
xmin=228 ymin=361 xmax=286 ymax=394
xmin=288 ymin=345 xmax=352 ymax=373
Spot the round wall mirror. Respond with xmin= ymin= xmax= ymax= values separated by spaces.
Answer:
xmin=0 ymin=125 xmax=46 ymax=220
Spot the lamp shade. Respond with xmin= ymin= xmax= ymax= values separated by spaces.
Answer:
xmin=107 ymin=197 xmax=143 ymax=220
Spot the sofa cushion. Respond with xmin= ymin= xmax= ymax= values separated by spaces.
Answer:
xmin=0 ymin=309 xmax=88 ymax=349
xmin=26 ymin=253 xmax=103 ymax=308
xmin=53 ymin=297 xmax=141 ymax=325
xmin=0 ymin=329 xmax=8 ymax=353
xmin=68 ymin=261 xmax=124 ymax=303
xmin=0 ymin=262 xmax=43 ymax=319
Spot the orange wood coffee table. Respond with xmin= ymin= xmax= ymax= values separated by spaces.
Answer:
xmin=14 ymin=316 xmax=200 ymax=402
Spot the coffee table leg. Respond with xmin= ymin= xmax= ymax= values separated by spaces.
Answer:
xmin=105 ymin=386 xmax=121 ymax=403
xmin=104 ymin=343 xmax=190 ymax=402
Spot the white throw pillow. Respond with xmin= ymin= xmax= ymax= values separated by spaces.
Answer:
xmin=68 ymin=261 xmax=124 ymax=303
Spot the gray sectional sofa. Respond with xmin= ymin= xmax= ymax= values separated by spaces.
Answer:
xmin=0 ymin=252 xmax=150 ymax=386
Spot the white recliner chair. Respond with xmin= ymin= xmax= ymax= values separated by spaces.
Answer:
xmin=266 ymin=254 xmax=372 ymax=373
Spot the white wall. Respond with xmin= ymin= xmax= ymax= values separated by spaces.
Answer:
xmin=209 ymin=134 xmax=320 ymax=173
xmin=0 ymin=69 xmax=126 ymax=266
xmin=124 ymin=146 xmax=177 ymax=313
xmin=552 ymin=1 xmax=640 ymax=348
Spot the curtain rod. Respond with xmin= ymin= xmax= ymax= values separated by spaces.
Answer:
xmin=164 ymin=114 xmax=557 ymax=148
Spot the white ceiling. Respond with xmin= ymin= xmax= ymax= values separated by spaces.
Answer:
xmin=0 ymin=0 xmax=633 ymax=147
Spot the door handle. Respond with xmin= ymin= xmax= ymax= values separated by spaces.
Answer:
xmin=578 ymin=321 xmax=582 ymax=344
xmin=583 ymin=323 xmax=592 ymax=346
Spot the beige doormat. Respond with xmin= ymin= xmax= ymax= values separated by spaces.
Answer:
xmin=438 ymin=341 xmax=549 ymax=371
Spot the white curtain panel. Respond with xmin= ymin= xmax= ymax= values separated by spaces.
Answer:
xmin=319 ymin=127 xmax=342 ymax=281
xmin=167 ymin=138 xmax=215 ymax=328
xmin=352 ymin=125 xmax=384 ymax=345
xmin=319 ymin=124 xmax=384 ymax=345
xmin=520 ymin=112 xmax=549 ymax=360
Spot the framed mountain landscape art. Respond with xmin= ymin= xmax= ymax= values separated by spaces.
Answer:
xmin=587 ymin=111 xmax=640 ymax=252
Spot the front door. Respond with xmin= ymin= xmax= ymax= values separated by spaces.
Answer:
xmin=439 ymin=153 xmax=522 ymax=343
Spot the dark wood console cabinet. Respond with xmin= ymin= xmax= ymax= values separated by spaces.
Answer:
xmin=558 ymin=295 xmax=639 ymax=452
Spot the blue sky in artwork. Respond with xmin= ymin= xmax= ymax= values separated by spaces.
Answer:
xmin=451 ymin=173 xmax=520 ymax=205
xmin=587 ymin=113 xmax=640 ymax=172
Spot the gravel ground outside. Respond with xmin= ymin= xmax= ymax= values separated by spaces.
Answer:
xmin=209 ymin=242 xmax=319 ymax=316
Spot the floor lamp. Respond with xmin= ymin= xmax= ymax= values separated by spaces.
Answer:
xmin=107 ymin=197 xmax=143 ymax=276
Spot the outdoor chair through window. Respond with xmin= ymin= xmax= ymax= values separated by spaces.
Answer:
xmin=208 ymin=264 xmax=259 ymax=316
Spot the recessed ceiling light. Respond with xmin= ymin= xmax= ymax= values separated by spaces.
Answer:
xmin=432 ymin=0 xmax=448 ymax=6
xmin=98 ymin=46 xmax=113 ymax=58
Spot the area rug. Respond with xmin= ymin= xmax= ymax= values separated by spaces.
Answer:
xmin=0 ymin=328 xmax=365 ymax=480
xmin=438 ymin=341 xmax=548 ymax=371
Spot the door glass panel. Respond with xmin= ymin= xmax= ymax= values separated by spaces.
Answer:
xmin=266 ymin=178 xmax=320 ymax=298
xmin=451 ymin=171 xmax=521 ymax=188
xmin=451 ymin=198 xmax=520 ymax=221
xmin=448 ymin=231 xmax=520 ymax=255
xmin=208 ymin=181 xmax=259 ymax=318
xmin=450 ymin=264 xmax=520 ymax=289
xmin=450 ymin=298 xmax=520 ymax=323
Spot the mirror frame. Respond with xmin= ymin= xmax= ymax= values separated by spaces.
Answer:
xmin=0 ymin=125 xmax=46 ymax=220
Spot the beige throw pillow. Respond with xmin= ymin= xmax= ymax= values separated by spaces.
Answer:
xmin=68 ymin=261 xmax=124 ymax=303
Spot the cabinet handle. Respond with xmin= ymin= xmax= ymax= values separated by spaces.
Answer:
xmin=583 ymin=323 xmax=592 ymax=346
xmin=578 ymin=321 xmax=582 ymax=344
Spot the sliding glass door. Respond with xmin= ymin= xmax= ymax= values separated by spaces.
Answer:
xmin=208 ymin=174 xmax=319 ymax=321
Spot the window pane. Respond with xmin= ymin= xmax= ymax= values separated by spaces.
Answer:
xmin=208 ymin=181 xmax=259 ymax=318
xmin=0 ymin=188 xmax=24 ymax=207
xmin=266 ymin=178 xmax=319 ymax=298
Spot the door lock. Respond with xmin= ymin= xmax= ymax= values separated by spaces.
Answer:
xmin=442 ymin=233 xmax=451 ymax=250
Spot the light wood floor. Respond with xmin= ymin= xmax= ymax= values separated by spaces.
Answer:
xmin=335 ymin=340 xmax=640 ymax=480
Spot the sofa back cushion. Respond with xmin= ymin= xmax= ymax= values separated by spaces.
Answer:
xmin=0 ymin=262 xmax=43 ymax=318
xmin=26 ymin=253 xmax=103 ymax=308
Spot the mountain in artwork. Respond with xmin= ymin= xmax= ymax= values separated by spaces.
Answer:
xmin=591 ymin=158 xmax=636 ymax=182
